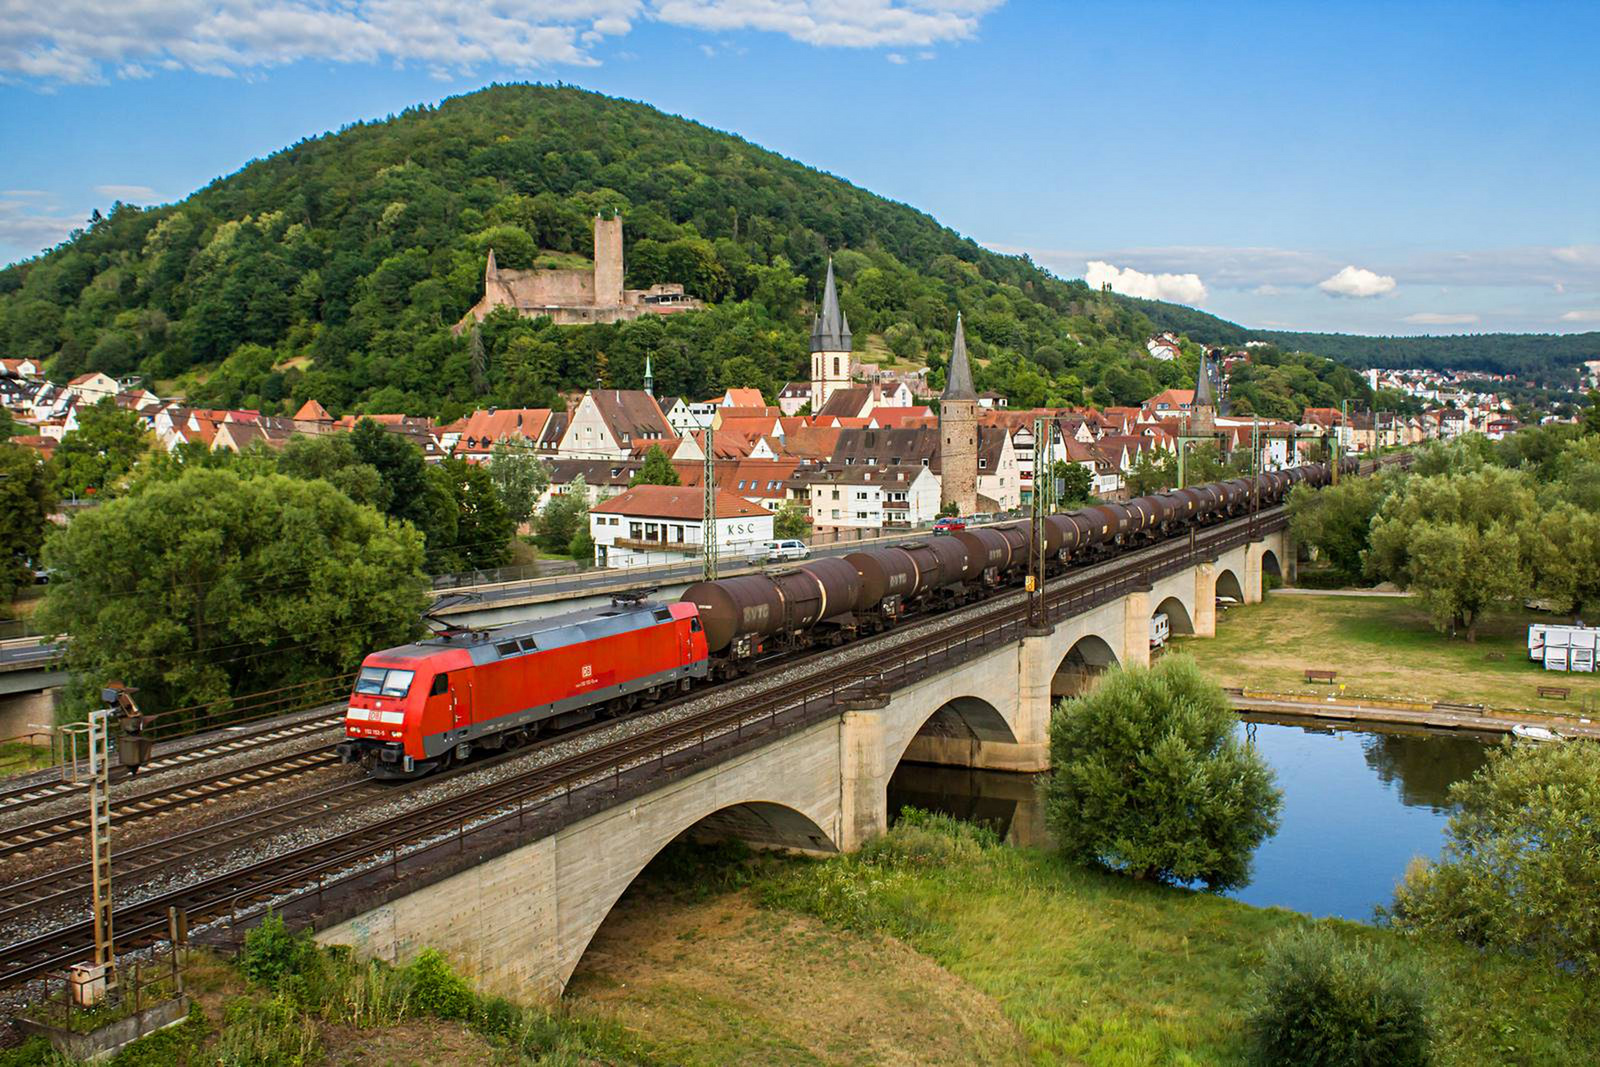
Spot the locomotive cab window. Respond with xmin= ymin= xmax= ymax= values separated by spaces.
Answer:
xmin=429 ymin=673 xmax=448 ymax=696
xmin=654 ymin=609 xmax=672 ymax=622
xmin=690 ymin=618 xmax=703 ymax=633
xmin=496 ymin=641 xmax=521 ymax=656
xmin=518 ymin=638 xmax=539 ymax=652
xmin=356 ymin=667 xmax=415 ymax=697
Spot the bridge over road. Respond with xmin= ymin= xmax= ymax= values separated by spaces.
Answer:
xmin=314 ymin=513 xmax=1291 ymax=1001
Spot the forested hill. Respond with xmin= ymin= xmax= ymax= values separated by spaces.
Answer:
xmin=1257 ymin=331 xmax=1600 ymax=386
xmin=1 ymin=83 xmax=1364 ymax=420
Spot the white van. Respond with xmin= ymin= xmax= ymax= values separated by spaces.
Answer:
xmin=750 ymin=539 xmax=810 ymax=563
xmin=1150 ymin=612 xmax=1170 ymax=649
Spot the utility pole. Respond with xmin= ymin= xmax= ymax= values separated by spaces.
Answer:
xmin=701 ymin=419 xmax=717 ymax=581
xmin=1028 ymin=416 xmax=1055 ymax=628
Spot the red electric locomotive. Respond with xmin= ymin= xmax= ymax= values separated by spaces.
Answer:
xmin=337 ymin=599 xmax=709 ymax=778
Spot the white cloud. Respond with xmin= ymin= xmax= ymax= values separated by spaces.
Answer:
xmin=1083 ymin=260 xmax=1207 ymax=304
xmin=1561 ymin=310 xmax=1600 ymax=323
xmin=0 ymin=1 xmax=1004 ymax=84
xmin=886 ymin=52 xmax=907 ymax=63
xmin=0 ymin=198 xmax=81 ymax=259
xmin=94 ymin=184 xmax=158 ymax=201
xmin=1319 ymin=265 xmax=1397 ymax=299
xmin=1403 ymin=312 xmax=1478 ymax=325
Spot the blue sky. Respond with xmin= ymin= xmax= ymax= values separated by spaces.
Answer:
xmin=3 ymin=0 xmax=1597 ymax=335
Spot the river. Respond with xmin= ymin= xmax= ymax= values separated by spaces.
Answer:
xmin=887 ymin=720 xmax=1493 ymax=921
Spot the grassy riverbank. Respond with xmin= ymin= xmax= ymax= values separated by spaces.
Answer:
xmin=566 ymin=820 xmax=1597 ymax=1065
xmin=1180 ymin=594 xmax=1600 ymax=713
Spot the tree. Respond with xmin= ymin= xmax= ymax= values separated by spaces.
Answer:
xmin=0 ymin=406 xmax=15 ymax=439
xmin=1366 ymin=467 xmax=1538 ymax=641
xmin=348 ymin=418 xmax=435 ymax=530
xmin=1286 ymin=473 xmax=1394 ymax=582
xmin=0 ymin=444 xmax=55 ymax=601
xmin=1052 ymin=460 xmax=1093 ymax=507
xmin=1043 ymin=654 xmax=1282 ymax=891
xmin=1390 ymin=740 xmax=1600 ymax=973
xmin=1584 ymin=389 xmax=1600 ymax=437
xmin=425 ymin=457 xmax=514 ymax=571
xmin=487 ymin=438 xmax=550 ymax=527
xmin=37 ymin=469 xmax=427 ymax=719
xmin=1125 ymin=448 xmax=1177 ymax=495
xmin=49 ymin=397 xmax=149 ymax=499
xmin=1530 ymin=502 xmax=1600 ymax=617
xmin=537 ymin=475 xmax=589 ymax=554
xmin=275 ymin=433 xmax=389 ymax=510
xmin=773 ymin=501 xmax=810 ymax=540
xmin=630 ymin=444 xmax=681 ymax=487
xmin=469 ymin=325 xmax=489 ymax=396
xmin=938 ymin=499 xmax=960 ymax=518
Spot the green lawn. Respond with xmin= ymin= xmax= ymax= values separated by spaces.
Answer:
xmin=0 ymin=740 xmax=54 ymax=779
xmin=568 ymin=825 xmax=1597 ymax=1066
xmin=1180 ymin=594 xmax=1600 ymax=714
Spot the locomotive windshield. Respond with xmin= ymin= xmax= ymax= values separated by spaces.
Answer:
xmin=355 ymin=667 xmax=415 ymax=698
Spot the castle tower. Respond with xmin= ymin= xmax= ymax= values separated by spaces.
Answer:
xmin=809 ymin=259 xmax=852 ymax=412
xmin=593 ymin=214 xmax=625 ymax=308
xmin=939 ymin=313 xmax=978 ymax=516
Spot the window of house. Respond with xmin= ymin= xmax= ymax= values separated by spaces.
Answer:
xmin=833 ymin=357 xmax=841 ymax=375
xmin=979 ymin=459 xmax=987 ymax=469
xmin=831 ymin=489 xmax=840 ymax=500
xmin=831 ymin=508 xmax=840 ymax=519
xmin=629 ymin=522 xmax=642 ymax=538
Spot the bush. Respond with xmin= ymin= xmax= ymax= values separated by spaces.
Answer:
xmin=0 ymin=1038 xmax=72 ymax=1067
xmin=1043 ymin=654 xmax=1281 ymax=890
xmin=1247 ymin=926 xmax=1431 ymax=1066
xmin=1389 ymin=739 xmax=1600 ymax=971
xmin=238 ymin=912 xmax=318 ymax=989
xmin=405 ymin=948 xmax=476 ymax=1020
xmin=112 ymin=1006 xmax=211 ymax=1067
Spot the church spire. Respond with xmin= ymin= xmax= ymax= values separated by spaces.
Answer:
xmin=943 ymin=313 xmax=976 ymax=401
xmin=643 ymin=353 xmax=654 ymax=397
xmin=1194 ymin=349 xmax=1215 ymax=408
xmin=810 ymin=258 xmax=852 ymax=353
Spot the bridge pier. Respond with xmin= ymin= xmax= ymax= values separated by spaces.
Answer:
xmin=1122 ymin=590 xmax=1151 ymax=668
xmin=838 ymin=710 xmax=889 ymax=851
xmin=1193 ymin=563 xmax=1217 ymax=637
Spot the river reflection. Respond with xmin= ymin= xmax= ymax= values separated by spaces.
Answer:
xmin=886 ymin=720 xmax=1494 ymax=922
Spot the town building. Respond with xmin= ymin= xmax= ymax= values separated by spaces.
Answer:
xmin=588 ymin=485 xmax=773 ymax=569
xmin=558 ymin=390 xmax=675 ymax=459
xmin=454 ymin=215 xmax=701 ymax=331
xmin=800 ymin=464 xmax=941 ymax=530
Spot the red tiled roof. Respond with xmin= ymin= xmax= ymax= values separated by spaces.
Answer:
xmin=592 ymin=485 xmax=769 ymax=520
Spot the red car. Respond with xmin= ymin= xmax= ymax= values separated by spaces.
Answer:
xmin=932 ymin=516 xmax=967 ymax=534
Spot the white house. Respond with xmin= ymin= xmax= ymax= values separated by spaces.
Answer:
xmin=589 ymin=484 xmax=773 ymax=569
xmin=802 ymin=465 xmax=941 ymax=531
xmin=67 ymin=372 xmax=119 ymax=403
xmin=557 ymin=390 xmax=675 ymax=459
xmin=661 ymin=396 xmax=716 ymax=436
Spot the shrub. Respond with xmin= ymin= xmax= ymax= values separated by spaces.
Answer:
xmin=1247 ymin=926 xmax=1431 ymax=1067
xmin=319 ymin=957 xmax=415 ymax=1028
xmin=0 ymin=1038 xmax=71 ymax=1067
xmin=472 ymin=994 xmax=520 ymax=1038
xmin=1043 ymin=654 xmax=1281 ymax=890
xmin=405 ymin=948 xmax=476 ymax=1020
xmin=111 ymin=1006 xmax=211 ymax=1067
xmin=1389 ymin=739 xmax=1600 ymax=971
xmin=239 ymin=912 xmax=317 ymax=988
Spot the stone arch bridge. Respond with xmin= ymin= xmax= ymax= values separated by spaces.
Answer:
xmin=317 ymin=524 xmax=1291 ymax=999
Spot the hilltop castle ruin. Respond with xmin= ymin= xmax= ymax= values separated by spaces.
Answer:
xmin=455 ymin=214 xmax=702 ymax=332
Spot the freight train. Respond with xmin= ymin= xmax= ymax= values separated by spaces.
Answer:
xmin=337 ymin=459 xmax=1350 ymax=777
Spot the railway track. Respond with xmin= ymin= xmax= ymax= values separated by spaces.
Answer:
xmin=0 ymin=745 xmax=346 ymax=862
xmin=0 ymin=706 xmax=345 ymax=815
xmin=0 ymin=504 xmax=1294 ymax=989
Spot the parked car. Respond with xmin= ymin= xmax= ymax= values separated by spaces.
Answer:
xmin=749 ymin=539 xmax=810 ymax=563
xmin=932 ymin=516 xmax=967 ymax=535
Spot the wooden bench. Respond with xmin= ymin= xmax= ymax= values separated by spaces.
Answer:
xmin=1538 ymin=685 xmax=1570 ymax=700
xmin=1305 ymin=669 xmax=1338 ymax=684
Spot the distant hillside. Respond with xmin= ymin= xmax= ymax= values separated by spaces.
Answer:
xmin=0 ymin=84 xmax=1363 ymax=421
xmin=1255 ymin=331 xmax=1600 ymax=387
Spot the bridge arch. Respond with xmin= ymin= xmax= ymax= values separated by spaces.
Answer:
xmin=888 ymin=694 xmax=1019 ymax=773
xmin=1215 ymin=567 xmax=1245 ymax=604
xmin=1260 ymin=548 xmax=1283 ymax=579
xmin=1052 ymin=633 xmax=1119 ymax=698
xmin=1153 ymin=595 xmax=1194 ymax=636
xmin=564 ymin=797 xmax=836 ymax=992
